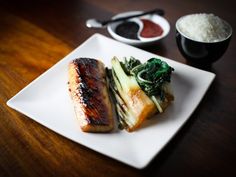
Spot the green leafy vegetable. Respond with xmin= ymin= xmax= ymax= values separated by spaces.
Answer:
xmin=108 ymin=57 xmax=147 ymax=130
xmin=121 ymin=56 xmax=141 ymax=74
xmin=107 ymin=56 xmax=174 ymax=130
xmin=120 ymin=57 xmax=174 ymax=99
xmin=131 ymin=58 xmax=174 ymax=98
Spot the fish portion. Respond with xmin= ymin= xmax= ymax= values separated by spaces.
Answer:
xmin=68 ymin=58 xmax=113 ymax=132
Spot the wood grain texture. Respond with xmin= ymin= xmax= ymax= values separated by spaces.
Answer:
xmin=0 ymin=0 xmax=236 ymax=177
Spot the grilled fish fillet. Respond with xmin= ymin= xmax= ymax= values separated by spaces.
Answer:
xmin=68 ymin=58 xmax=113 ymax=132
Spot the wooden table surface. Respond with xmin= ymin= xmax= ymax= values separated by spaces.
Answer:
xmin=1 ymin=0 xmax=235 ymax=176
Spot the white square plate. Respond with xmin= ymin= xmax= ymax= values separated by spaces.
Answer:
xmin=7 ymin=34 xmax=215 ymax=169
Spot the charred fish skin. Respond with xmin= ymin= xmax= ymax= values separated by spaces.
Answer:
xmin=68 ymin=58 xmax=114 ymax=132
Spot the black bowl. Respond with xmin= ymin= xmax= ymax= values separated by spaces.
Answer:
xmin=176 ymin=16 xmax=232 ymax=66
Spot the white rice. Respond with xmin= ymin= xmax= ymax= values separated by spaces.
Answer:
xmin=177 ymin=13 xmax=231 ymax=42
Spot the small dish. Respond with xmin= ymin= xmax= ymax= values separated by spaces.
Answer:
xmin=107 ymin=11 xmax=170 ymax=46
xmin=176 ymin=14 xmax=232 ymax=66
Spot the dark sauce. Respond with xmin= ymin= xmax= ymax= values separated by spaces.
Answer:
xmin=115 ymin=19 xmax=163 ymax=40
xmin=115 ymin=21 xmax=139 ymax=40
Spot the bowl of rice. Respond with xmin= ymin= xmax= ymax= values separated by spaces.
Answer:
xmin=176 ymin=13 xmax=232 ymax=66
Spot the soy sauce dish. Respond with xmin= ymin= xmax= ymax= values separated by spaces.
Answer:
xmin=107 ymin=11 xmax=170 ymax=46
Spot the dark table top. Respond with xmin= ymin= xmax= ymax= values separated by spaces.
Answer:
xmin=0 ymin=0 xmax=235 ymax=177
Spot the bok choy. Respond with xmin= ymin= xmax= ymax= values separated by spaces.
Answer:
xmin=107 ymin=56 xmax=174 ymax=131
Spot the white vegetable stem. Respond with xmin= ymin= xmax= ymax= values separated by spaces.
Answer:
xmin=111 ymin=57 xmax=140 ymax=92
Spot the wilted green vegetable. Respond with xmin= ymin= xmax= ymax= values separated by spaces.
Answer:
xmin=107 ymin=56 xmax=174 ymax=131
